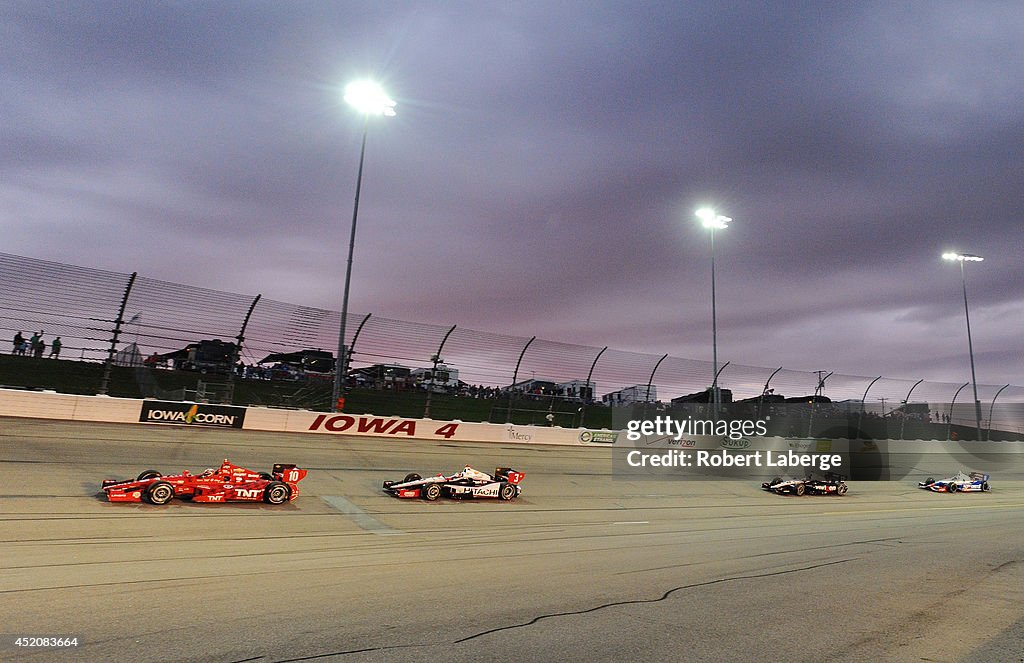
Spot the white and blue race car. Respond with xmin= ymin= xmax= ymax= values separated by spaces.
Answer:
xmin=918 ymin=471 xmax=990 ymax=493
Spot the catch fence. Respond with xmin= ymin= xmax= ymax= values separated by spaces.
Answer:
xmin=1 ymin=252 xmax=1021 ymax=434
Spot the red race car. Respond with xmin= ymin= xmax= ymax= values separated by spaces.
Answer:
xmin=102 ymin=459 xmax=307 ymax=505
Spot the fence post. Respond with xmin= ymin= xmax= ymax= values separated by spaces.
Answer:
xmin=898 ymin=379 xmax=923 ymax=440
xmin=714 ymin=360 xmax=731 ymax=409
xmin=947 ymin=382 xmax=969 ymax=440
xmin=98 ymin=272 xmax=137 ymax=395
xmin=987 ymin=384 xmax=1010 ymax=440
xmin=330 ymin=313 xmax=372 ymax=409
xmin=641 ymin=353 xmax=669 ymax=419
xmin=506 ymin=336 xmax=536 ymax=423
xmin=807 ymin=370 xmax=831 ymax=438
xmin=757 ymin=366 xmax=783 ymax=421
xmin=856 ymin=376 xmax=882 ymax=438
xmin=424 ymin=325 xmax=456 ymax=419
xmin=347 ymin=313 xmax=372 ymax=370
xmin=226 ymin=294 xmax=261 ymax=404
xmin=577 ymin=347 xmax=607 ymax=428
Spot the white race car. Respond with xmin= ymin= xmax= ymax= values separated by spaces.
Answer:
xmin=383 ymin=466 xmax=524 ymax=501
xmin=918 ymin=471 xmax=990 ymax=493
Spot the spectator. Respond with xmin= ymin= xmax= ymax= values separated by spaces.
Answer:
xmin=29 ymin=331 xmax=44 ymax=357
xmin=12 ymin=331 xmax=24 ymax=354
xmin=49 ymin=337 xmax=62 ymax=358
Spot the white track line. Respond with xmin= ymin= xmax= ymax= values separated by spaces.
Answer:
xmin=321 ymin=496 xmax=405 ymax=535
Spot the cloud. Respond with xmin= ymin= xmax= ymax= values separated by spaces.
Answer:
xmin=1 ymin=1 xmax=1020 ymax=390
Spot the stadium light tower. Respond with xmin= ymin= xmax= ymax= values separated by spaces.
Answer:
xmin=332 ymin=81 xmax=396 ymax=413
xmin=942 ymin=251 xmax=984 ymax=440
xmin=696 ymin=207 xmax=731 ymax=421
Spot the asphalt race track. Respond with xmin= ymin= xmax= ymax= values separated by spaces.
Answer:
xmin=2 ymin=418 xmax=1023 ymax=663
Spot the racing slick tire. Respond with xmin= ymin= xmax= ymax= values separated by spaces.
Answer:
xmin=836 ymin=483 xmax=848 ymax=496
xmin=137 ymin=470 xmax=162 ymax=481
xmin=982 ymin=482 xmax=990 ymax=492
xmin=422 ymin=483 xmax=442 ymax=501
xmin=794 ymin=484 xmax=805 ymax=497
xmin=146 ymin=481 xmax=175 ymax=505
xmin=263 ymin=482 xmax=291 ymax=505
xmin=769 ymin=477 xmax=782 ymax=487
xmin=924 ymin=477 xmax=934 ymax=485
xmin=498 ymin=483 xmax=517 ymax=501
xmin=947 ymin=482 xmax=957 ymax=493
xmin=404 ymin=473 xmax=422 ymax=483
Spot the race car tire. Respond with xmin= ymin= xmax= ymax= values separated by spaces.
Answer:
xmin=794 ymin=484 xmax=805 ymax=497
xmin=404 ymin=473 xmax=422 ymax=483
xmin=422 ymin=483 xmax=441 ymax=501
xmin=499 ymin=483 xmax=517 ymax=501
xmin=137 ymin=470 xmax=162 ymax=481
xmin=146 ymin=481 xmax=175 ymax=505
xmin=924 ymin=477 xmax=934 ymax=485
xmin=263 ymin=482 xmax=291 ymax=505
xmin=836 ymin=483 xmax=848 ymax=496
xmin=258 ymin=472 xmax=272 ymax=480
xmin=769 ymin=477 xmax=782 ymax=487
xmin=947 ymin=483 xmax=957 ymax=493
xmin=982 ymin=482 xmax=990 ymax=492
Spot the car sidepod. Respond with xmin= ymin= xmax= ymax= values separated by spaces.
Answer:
xmin=444 ymin=481 xmax=513 ymax=499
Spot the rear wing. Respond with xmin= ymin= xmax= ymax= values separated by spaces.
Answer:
xmin=272 ymin=464 xmax=308 ymax=483
xmin=494 ymin=467 xmax=525 ymax=484
xmin=969 ymin=471 xmax=989 ymax=481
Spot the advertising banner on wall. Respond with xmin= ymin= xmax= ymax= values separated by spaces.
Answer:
xmin=139 ymin=401 xmax=246 ymax=428
xmin=578 ymin=430 xmax=619 ymax=444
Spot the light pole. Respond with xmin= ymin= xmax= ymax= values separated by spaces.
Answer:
xmin=332 ymin=81 xmax=396 ymax=413
xmin=696 ymin=207 xmax=730 ymax=421
xmin=942 ymin=251 xmax=984 ymax=440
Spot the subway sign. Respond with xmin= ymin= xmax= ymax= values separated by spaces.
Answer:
xmin=139 ymin=401 xmax=246 ymax=428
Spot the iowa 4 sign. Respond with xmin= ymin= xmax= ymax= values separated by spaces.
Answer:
xmin=308 ymin=414 xmax=459 ymax=439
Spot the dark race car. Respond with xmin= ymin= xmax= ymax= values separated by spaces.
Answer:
xmin=762 ymin=472 xmax=848 ymax=496
xmin=918 ymin=471 xmax=990 ymax=493
xmin=102 ymin=459 xmax=308 ymax=505
xmin=383 ymin=466 xmax=524 ymax=501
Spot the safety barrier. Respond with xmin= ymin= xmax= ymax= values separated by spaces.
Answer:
xmin=0 ymin=388 xmax=610 ymax=446
xmin=2 ymin=388 xmax=1020 ymax=479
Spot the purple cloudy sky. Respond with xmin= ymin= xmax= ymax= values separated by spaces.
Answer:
xmin=2 ymin=1 xmax=1022 ymax=387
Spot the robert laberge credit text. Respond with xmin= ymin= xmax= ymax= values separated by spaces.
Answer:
xmin=626 ymin=449 xmax=843 ymax=472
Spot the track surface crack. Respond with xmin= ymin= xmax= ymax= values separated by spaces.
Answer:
xmin=454 ymin=557 xmax=854 ymax=643
xmin=271 ymin=557 xmax=855 ymax=660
